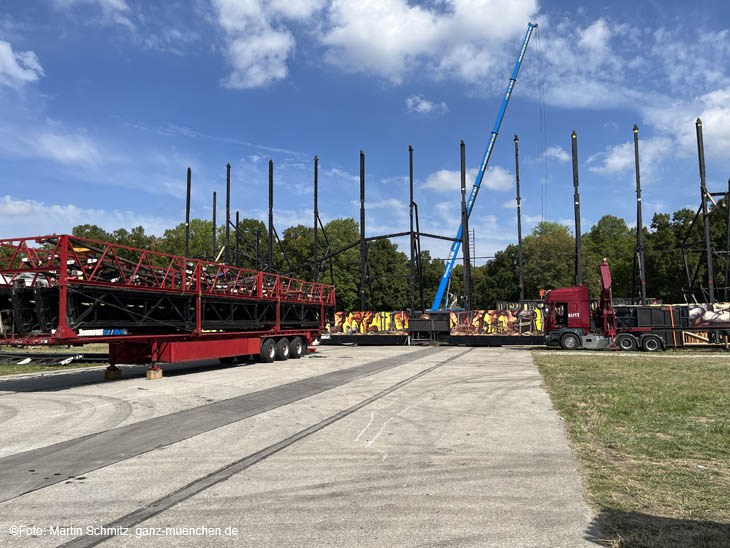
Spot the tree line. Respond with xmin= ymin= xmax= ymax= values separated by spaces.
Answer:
xmin=71 ymin=198 xmax=729 ymax=310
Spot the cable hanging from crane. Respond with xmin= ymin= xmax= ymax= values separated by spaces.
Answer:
xmin=536 ymin=24 xmax=549 ymax=224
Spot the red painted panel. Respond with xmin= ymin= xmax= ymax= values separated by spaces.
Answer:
xmin=156 ymin=338 xmax=262 ymax=363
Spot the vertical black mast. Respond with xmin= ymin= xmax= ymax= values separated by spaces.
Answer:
xmin=268 ymin=159 xmax=274 ymax=272
xmin=234 ymin=210 xmax=239 ymax=267
xmin=409 ymin=145 xmax=415 ymax=312
xmin=314 ymin=155 xmax=319 ymax=283
xmin=460 ymin=140 xmax=472 ymax=310
xmin=696 ymin=118 xmax=715 ymax=303
xmin=360 ymin=150 xmax=367 ymax=311
xmin=225 ymin=163 xmax=231 ymax=264
xmin=514 ymin=134 xmax=524 ymax=302
xmin=212 ymin=191 xmax=216 ymax=260
xmin=185 ymin=167 xmax=191 ymax=257
xmin=571 ymin=130 xmax=582 ymax=286
xmin=725 ymin=178 xmax=730 ymax=301
xmin=633 ymin=125 xmax=647 ymax=304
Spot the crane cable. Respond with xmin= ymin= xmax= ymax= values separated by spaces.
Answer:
xmin=536 ymin=24 xmax=548 ymax=224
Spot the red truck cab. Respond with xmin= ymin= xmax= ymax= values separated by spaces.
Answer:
xmin=544 ymin=283 xmax=614 ymax=350
xmin=543 ymin=286 xmax=591 ymax=333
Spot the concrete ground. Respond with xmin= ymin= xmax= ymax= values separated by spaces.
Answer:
xmin=0 ymin=345 xmax=596 ymax=547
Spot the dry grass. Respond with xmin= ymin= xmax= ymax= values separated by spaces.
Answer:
xmin=533 ymin=350 xmax=730 ymax=548
xmin=0 ymin=343 xmax=108 ymax=375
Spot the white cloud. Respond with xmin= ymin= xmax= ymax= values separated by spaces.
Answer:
xmin=53 ymin=0 xmax=134 ymax=28
xmin=32 ymin=131 xmax=101 ymax=166
xmin=211 ymin=0 xmax=324 ymax=89
xmin=406 ymin=94 xmax=448 ymax=115
xmin=587 ymin=136 xmax=672 ymax=176
xmin=423 ymin=165 xmax=512 ymax=192
xmin=423 ymin=168 xmax=476 ymax=192
xmin=578 ymin=18 xmax=611 ymax=58
xmin=0 ymin=195 xmax=173 ymax=237
xmin=0 ymin=124 xmax=101 ymax=166
xmin=322 ymin=167 xmax=359 ymax=183
xmin=322 ymin=0 xmax=537 ymax=84
xmin=0 ymin=40 xmax=44 ymax=89
xmin=542 ymin=145 xmax=570 ymax=163
xmin=482 ymin=165 xmax=514 ymax=191
xmin=643 ymin=86 xmax=730 ymax=160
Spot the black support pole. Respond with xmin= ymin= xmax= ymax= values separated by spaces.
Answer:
xmin=225 ymin=163 xmax=231 ymax=264
xmin=696 ymin=118 xmax=715 ymax=303
xmin=235 ymin=210 xmax=239 ymax=267
xmin=633 ymin=125 xmax=647 ymax=304
xmin=571 ymin=130 xmax=582 ymax=286
xmin=185 ymin=167 xmax=191 ymax=257
xmin=256 ymin=228 xmax=260 ymax=271
xmin=409 ymin=145 xmax=415 ymax=312
xmin=460 ymin=140 xmax=471 ymax=311
xmin=725 ymin=179 xmax=730 ymax=301
xmin=268 ymin=159 xmax=274 ymax=273
xmin=515 ymin=134 xmax=524 ymax=302
xmin=314 ymin=155 xmax=319 ymax=284
xmin=360 ymin=150 xmax=367 ymax=311
xmin=212 ymin=191 xmax=217 ymax=260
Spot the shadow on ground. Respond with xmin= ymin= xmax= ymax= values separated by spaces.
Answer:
xmin=0 ymin=358 xmax=257 ymax=393
xmin=585 ymin=509 xmax=730 ymax=548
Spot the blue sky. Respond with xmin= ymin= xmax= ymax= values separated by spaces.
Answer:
xmin=1 ymin=0 xmax=730 ymax=264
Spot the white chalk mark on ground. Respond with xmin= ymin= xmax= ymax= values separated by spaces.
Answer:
xmin=366 ymin=418 xmax=393 ymax=448
xmin=355 ymin=412 xmax=374 ymax=442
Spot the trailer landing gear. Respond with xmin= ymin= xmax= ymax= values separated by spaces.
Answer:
xmin=104 ymin=364 xmax=121 ymax=380
xmin=146 ymin=364 xmax=163 ymax=380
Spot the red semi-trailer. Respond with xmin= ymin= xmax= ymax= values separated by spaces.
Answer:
xmin=0 ymin=235 xmax=335 ymax=366
xmin=544 ymin=259 xmax=730 ymax=351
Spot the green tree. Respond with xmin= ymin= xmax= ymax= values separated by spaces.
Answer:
xmin=582 ymin=215 xmax=635 ymax=298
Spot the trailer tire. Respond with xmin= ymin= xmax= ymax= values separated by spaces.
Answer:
xmin=275 ymin=338 xmax=290 ymax=361
xmin=560 ymin=332 xmax=581 ymax=350
xmin=616 ymin=334 xmax=638 ymax=351
xmin=289 ymin=337 xmax=303 ymax=359
xmin=260 ymin=338 xmax=276 ymax=363
xmin=641 ymin=335 xmax=662 ymax=352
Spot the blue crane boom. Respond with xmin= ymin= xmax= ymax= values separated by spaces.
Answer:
xmin=431 ymin=22 xmax=537 ymax=310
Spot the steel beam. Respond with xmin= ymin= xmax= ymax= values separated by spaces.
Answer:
xmin=360 ymin=150 xmax=367 ymax=311
xmin=185 ymin=167 xmax=191 ymax=258
xmin=571 ymin=130 xmax=582 ymax=286
xmin=225 ymin=163 xmax=231 ymax=264
xmin=633 ymin=125 xmax=647 ymax=304
xmin=409 ymin=145 xmax=415 ymax=312
xmin=696 ymin=118 xmax=715 ymax=303
xmin=314 ymin=155 xmax=319 ymax=283
xmin=515 ymin=134 xmax=524 ymax=301
xmin=461 ymin=140 xmax=472 ymax=310
xmin=268 ymin=159 xmax=274 ymax=273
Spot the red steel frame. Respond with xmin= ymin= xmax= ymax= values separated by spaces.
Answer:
xmin=0 ymin=235 xmax=335 ymax=362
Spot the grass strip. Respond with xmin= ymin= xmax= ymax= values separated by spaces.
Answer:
xmin=532 ymin=350 xmax=730 ymax=548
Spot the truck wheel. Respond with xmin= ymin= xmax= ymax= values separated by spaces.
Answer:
xmin=560 ymin=332 xmax=581 ymax=350
xmin=616 ymin=334 xmax=637 ymax=351
xmin=289 ymin=337 xmax=303 ymax=359
xmin=260 ymin=338 xmax=276 ymax=363
xmin=275 ymin=338 xmax=290 ymax=361
xmin=642 ymin=335 xmax=662 ymax=352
